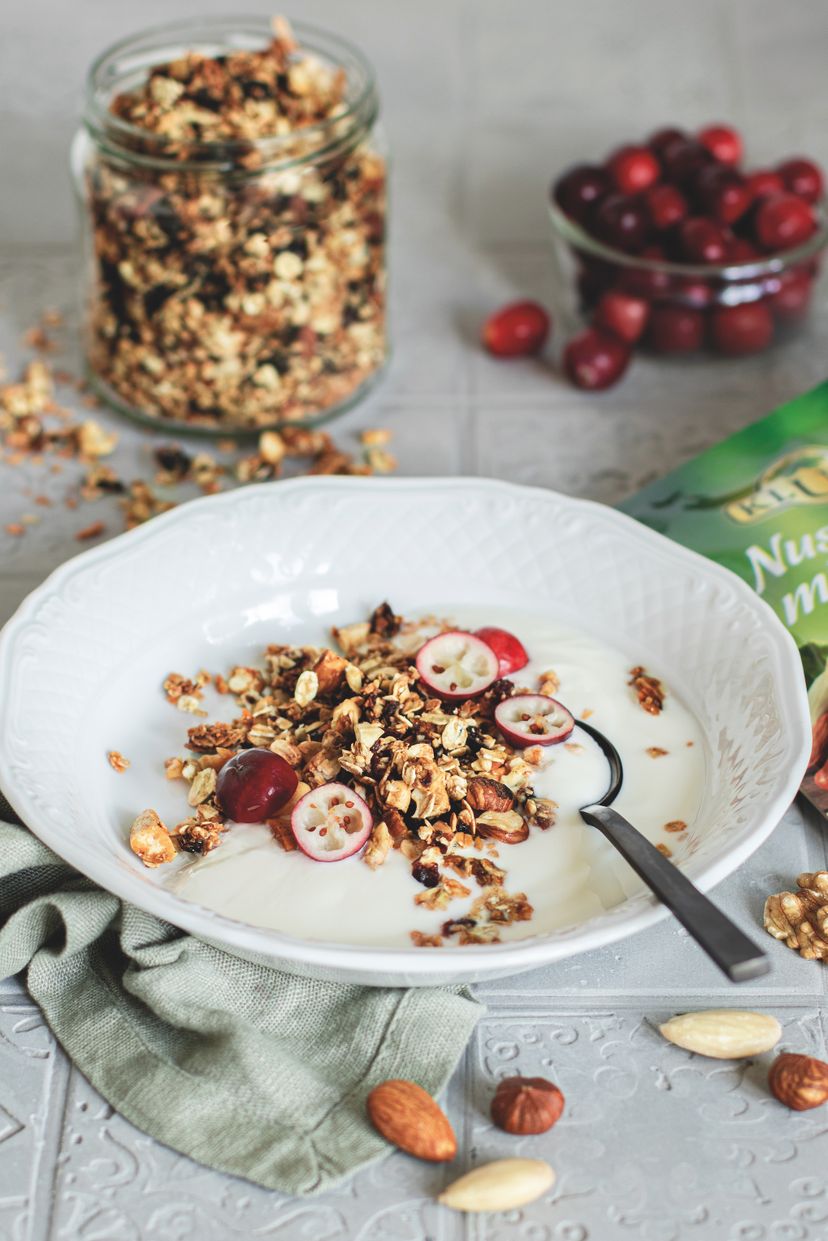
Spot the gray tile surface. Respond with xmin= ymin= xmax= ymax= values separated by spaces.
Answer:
xmin=2 ymin=0 xmax=828 ymax=1236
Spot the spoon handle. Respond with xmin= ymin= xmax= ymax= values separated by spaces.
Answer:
xmin=580 ymin=803 xmax=769 ymax=982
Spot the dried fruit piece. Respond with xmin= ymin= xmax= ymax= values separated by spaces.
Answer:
xmin=769 ymin=1053 xmax=828 ymax=1111
xmin=474 ymin=626 xmax=529 ymax=676
xmin=366 ymin=1079 xmax=456 ymax=1161
xmin=494 ymin=694 xmax=574 ymax=748
xmin=216 ymin=748 xmax=298 ymax=823
xmin=290 ymin=781 xmax=372 ymax=861
xmin=438 ymin=1158 xmax=555 ymax=1212
xmin=659 ymin=1009 xmax=782 ymax=1059
xmin=482 ymin=301 xmax=551 ymax=357
xmin=490 ymin=1076 xmax=565 ymax=1134
xmin=415 ymin=631 xmax=499 ymax=701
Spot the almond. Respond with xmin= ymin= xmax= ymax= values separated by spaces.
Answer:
xmin=366 ymin=1079 xmax=456 ymax=1162
xmin=438 ymin=1158 xmax=555 ymax=1212
xmin=659 ymin=1009 xmax=781 ymax=1059
xmin=769 ymin=1053 xmax=828 ymax=1111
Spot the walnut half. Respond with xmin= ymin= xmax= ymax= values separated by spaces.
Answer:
xmin=764 ymin=871 xmax=828 ymax=960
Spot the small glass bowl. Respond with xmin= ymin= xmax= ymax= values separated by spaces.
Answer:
xmin=548 ymin=196 xmax=828 ymax=356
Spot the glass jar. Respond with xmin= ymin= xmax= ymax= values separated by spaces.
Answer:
xmin=72 ymin=17 xmax=387 ymax=433
xmin=549 ymin=196 xmax=828 ymax=358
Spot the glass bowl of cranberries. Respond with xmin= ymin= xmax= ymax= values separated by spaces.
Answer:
xmin=549 ymin=124 xmax=827 ymax=385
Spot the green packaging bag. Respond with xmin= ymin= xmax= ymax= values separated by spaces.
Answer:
xmin=619 ymin=380 xmax=828 ymax=815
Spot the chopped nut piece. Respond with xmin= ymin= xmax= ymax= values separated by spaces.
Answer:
xmin=107 ymin=750 xmax=130 ymax=773
xmin=364 ymin=820 xmax=393 ymax=870
xmin=466 ymin=776 xmax=514 ymax=814
xmin=628 ymin=666 xmax=665 ymax=715
xmin=129 ymin=809 xmax=176 ymax=867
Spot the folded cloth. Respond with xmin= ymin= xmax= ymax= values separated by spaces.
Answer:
xmin=0 ymin=817 xmax=482 ymax=1195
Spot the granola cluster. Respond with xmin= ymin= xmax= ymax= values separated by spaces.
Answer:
xmin=84 ymin=17 xmax=386 ymax=429
xmin=130 ymin=604 xmax=559 ymax=946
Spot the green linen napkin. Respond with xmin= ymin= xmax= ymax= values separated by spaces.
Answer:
xmin=0 ymin=816 xmax=482 ymax=1195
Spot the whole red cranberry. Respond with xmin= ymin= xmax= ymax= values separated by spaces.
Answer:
xmin=709 ymin=301 xmax=774 ymax=354
xmin=646 ymin=304 xmax=705 ymax=353
xmin=697 ymin=124 xmax=743 ymax=166
xmin=755 ymin=192 xmax=816 ymax=251
xmin=553 ymin=164 xmax=612 ymax=222
xmin=766 ymin=266 xmax=814 ymax=321
xmin=590 ymin=194 xmax=649 ymax=252
xmin=563 ymin=328 xmax=631 ymax=390
xmin=576 ymin=254 xmax=616 ymax=309
xmin=660 ymin=138 xmax=714 ymax=185
xmin=649 ymin=127 xmax=687 ymax=156
xmin=216 ymin=748 xmax=299 ymax=823
xmin=727 ymin=238 xmax=759 ymax=263
xmin=746 ymin=169 xmax=785 ymax=200
xmin=616 ymin=244 xmax=672 ymax=297
xmin=669 ymin=275 xmax=714 ymax=308
xmin=777 ymin=157 xmax=825 ymax=204
xmin=607 ymin=144 xmax=661 ymax=195
xmin=482 ymin=301 xmax=551 ymax=357
xmin=680 ymin=217 xmax=732 ymax=263
xmin=694 ymin=165 xmax=752 ymax=225
xmin=644 ymin=183 xmax=688 ymax=231
xmin=593 ymin=290 xmax=650 ymax=343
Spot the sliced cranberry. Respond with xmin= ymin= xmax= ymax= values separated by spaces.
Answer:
xmin=659 ymin=137 xmax=714 ymax=185
xmin=593 ymin=290 xmax=650 ymax=343
xmin=709 ymin=301 xmax=774 ymax=354
xmin=643 ymin=183 xmax=688 ymax=232
xmin=755 ymin=192 xmax=816 ymax=251
xmin=290 ymin=782 xmax=372 ymax=862
xmin=553 ymin=164 xmax=612 ymax=222
xmin=679 ymin=217 xmax=732 ymax=263
xmin=494 ymin=694 xmax=575 ymax=748
xmin=766 ymin=267 xmax=814 ymax=321
xmin=474 ymin=626 xmax=529 ymax=677
xmin=563 ymin=328 xmax=631 ymax=391
xmin=746 ymin=169 xmax=785 ymax=200
xmin=415 ymin=631 xmax=499 ymax=700
xmin=646 ymin=304 xmax=705 ymax=353
xmin=216 ymin=748 xmax=298 ymax=823
xmin=482 ymin=301 xmax=551 ymax=357
xmin=590 ymin=194 xmax=649 ymax=253
xmin=693 ymin=166 xmax=752 ymax=224
xmin=607 ymin=144 xmax=661 ymax=195
xmin=697 ymin=123 xmax=743 ymax=166
xmin=649 ymin=126 xmax=687 ymax=156
xmin=777 ymin=157 xmax=824 ymax=205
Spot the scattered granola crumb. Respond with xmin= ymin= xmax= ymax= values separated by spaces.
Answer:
xmin=656 ymin=842 xmax=673 ymax=857
xmin=686 ymin=740 xmax=694 ymax=747
xmin=359 ymin=428 xmax=392 ymax=447
xmin=664 ymin=820 xmax=687 ymax=833
xmin=129 ymin=808 xmax=177 ymax=867
xmin=107 ymin=750 xmax=130 ymax=773
xmin=647 ymin=746 xmax=668 ymax=758
xmin=75 ymin=520 xmax=106 ymax=541
xmin=580 ymin=707 xmax=594 ymax=720
xmin=4 ymin=523 xmax=25 ymax=537
xmin=410 ymin=931 xmax=443 ymax=948
xmin=628 ymin=666 xmax=665 ymax=715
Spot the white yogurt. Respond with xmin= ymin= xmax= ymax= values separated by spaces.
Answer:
xmin=168 ymin=608 xmax=705 ymax=946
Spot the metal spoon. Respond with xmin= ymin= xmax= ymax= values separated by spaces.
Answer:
xmin=575 ymin=719 xmax=769 ymax=982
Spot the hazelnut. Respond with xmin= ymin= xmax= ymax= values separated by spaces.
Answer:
xmin=490 ymin=1075 xmax=565 ymax=1135
xmin=769 ymin=1053 xmax=828 ymax=1111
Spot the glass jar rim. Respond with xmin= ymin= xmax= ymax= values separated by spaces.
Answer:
xmin=548 ymin=196 xmax=828 ymax=280
xmin=82 ymin=14 xmax=379 ymax=174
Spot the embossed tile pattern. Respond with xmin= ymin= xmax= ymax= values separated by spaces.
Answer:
xmin=3 ymin=0 xmax=828 ymax=1234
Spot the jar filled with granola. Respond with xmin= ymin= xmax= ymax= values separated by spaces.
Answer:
xmin=72 ymin=17 xmax=387 ymax=432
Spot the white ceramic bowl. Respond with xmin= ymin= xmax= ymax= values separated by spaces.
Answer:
xmin=0 ymin=477 xmax=810 ymax=986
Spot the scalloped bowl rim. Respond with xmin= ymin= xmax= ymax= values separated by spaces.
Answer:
xmin=0 ymin=476 xmax=811 ymax=980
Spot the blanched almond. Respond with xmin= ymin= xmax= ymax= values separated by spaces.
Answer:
xmin=438 ymin=1158 xmax=555 ymax=1212
xmin=659 ymin=1009 xmax=781 ymax=1059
